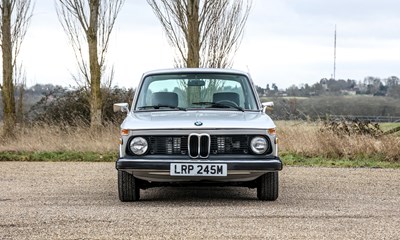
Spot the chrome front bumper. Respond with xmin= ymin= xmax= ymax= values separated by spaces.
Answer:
xmin=116 ymin=158 xmax=282 ymax=182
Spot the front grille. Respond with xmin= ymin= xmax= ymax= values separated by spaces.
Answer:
xmin=148 ymin=136 xmax=188 ymax=155
xmin=211 ymin=135 xmax=251 ymax=154
xmin=188 ymin=133 xmax=210 ymax=158
xmin=127 ymin=135 xmax=271 ymax=157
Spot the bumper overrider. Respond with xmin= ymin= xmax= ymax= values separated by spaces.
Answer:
xmin=116 ymin=156 xmax=282 ymax=182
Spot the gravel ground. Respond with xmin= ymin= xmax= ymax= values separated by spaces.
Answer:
xmin=0 ymin=162 xmax=399 ymax=240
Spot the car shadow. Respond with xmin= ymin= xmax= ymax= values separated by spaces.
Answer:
xmin=121 ymin=186 xmax=268 ymax=207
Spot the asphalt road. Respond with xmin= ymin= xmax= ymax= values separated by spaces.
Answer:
xmin=0 ymin=162 xmax=399 ymax=239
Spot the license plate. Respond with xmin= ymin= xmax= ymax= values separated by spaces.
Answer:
xmin=170 ymin=163 xmax=227 ymax=176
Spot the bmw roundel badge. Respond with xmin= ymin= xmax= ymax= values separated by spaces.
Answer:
xmin=194 ymin=121 xmax=203 ymax=126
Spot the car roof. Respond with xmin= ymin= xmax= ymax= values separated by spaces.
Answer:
xmin=142 ymin=68 xmax=251 ymax=78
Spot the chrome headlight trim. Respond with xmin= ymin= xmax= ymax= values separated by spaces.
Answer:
xmin=250 ymin=136 xmax=268 ymax=154
xmin=129 ymin=137 xmax=148 ymax=155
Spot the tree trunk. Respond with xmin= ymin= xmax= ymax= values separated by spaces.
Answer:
xmin=88 ymin=0 xmax=102 ymax=128
xmin=186 ymin=0 xmax=201 ymax=104
xmin=16 ymin=84 xmax=25 ymax=124
xmin=1 ymin=0 xmax=16 ymax=137
xmin=186 ymin=0 xmax=200 ymax=68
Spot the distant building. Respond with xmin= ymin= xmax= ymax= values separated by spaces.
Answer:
xmin=340 ymin=90 xmax=357 ymax=96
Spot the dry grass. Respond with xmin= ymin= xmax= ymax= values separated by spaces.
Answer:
xmin=0 ymin=121 xmax=399 ymax=162
xmin=0 ymin=123 xmax=119 ymax=152
xmin=277 ymin=121 xmax=400 ymax=162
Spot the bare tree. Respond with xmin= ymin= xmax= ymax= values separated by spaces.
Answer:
xmin=147 ymin=0 xmax=251 ymax=68
xmin=0 ymin=0 xmax=33 ymax=137
xmin=56 ymin=0 xmax=124 ymax=128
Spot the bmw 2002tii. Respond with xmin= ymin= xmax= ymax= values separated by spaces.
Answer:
xmin=114 ymin=68 xmax=282 ymax=201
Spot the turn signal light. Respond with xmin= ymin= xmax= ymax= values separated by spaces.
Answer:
xmin=267 ymin=128 xmax=276 ymax=135
xmin=121 ymin=129 xmax=129 ymax=136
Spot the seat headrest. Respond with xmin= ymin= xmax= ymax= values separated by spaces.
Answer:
xmin=152 ymin=92 xmax=178 ymax=107
xmin=213 ymin=92 xmax=240 ymax=106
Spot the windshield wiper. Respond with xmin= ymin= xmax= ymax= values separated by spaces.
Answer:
xmin=192 ymin=101 xmax=244 ymax=112
xmin=138 ymin=105 xmax=186 ymax=111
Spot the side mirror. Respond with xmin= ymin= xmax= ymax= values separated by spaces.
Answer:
xmin=262 ymin=102 xmax=274 ymax=113
xmin=113 ymin=103 xmax=129 ymax=113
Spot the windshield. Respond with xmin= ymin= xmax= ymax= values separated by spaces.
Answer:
xmin=135 ymin=73 xmax=259 ymax=111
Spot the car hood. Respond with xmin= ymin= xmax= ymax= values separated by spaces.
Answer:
xmin=120 ymin=110 xmax=275 ymax=130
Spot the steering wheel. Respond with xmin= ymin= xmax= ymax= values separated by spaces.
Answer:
xmin=216 ymin=100 xmax=239 ymax=108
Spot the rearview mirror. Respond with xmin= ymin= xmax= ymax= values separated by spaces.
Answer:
xmin=188 ymin=79 xmax=205 ymax=87
xmin=113 ymin=103 xmax=129 ymax=113
xmin=262 ymin=102 xmax=274 ymax=113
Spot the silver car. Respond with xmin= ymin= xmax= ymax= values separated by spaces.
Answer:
xmin=114 ymin=68 xmax=282 ymax=201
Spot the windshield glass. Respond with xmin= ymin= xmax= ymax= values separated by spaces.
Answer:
xmin=135 ymin=73 xmax=259 ymax=111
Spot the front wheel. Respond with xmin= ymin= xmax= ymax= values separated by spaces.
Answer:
xmin=118 ymin=170 xmax=140 ymax=202
xmin=257 ymin=172 xmax=279 ymax=201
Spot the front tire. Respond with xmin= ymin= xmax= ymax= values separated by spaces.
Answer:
xmin=118 ymin=170 xmax=140 ymax=202
xmin=257 ymin=172 xmax=279 ymax=201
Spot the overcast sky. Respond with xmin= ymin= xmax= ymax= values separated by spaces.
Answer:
xmin=18 ymin=0 xmax=400 ymax=89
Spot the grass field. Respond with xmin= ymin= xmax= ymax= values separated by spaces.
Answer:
xmin=276 ymin=121 xmax=400 ymax=167
xmin=0 ymin=121 xmax=399 ymax=168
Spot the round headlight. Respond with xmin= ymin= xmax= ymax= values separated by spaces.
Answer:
xmin=250 ymin=137 xmax=268 ymax=154
xmin=130 ymin=137 xmax=148 ymax=155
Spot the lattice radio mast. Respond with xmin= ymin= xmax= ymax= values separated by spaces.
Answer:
xmin=333 ymin=25 xmax=337 ymax=80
